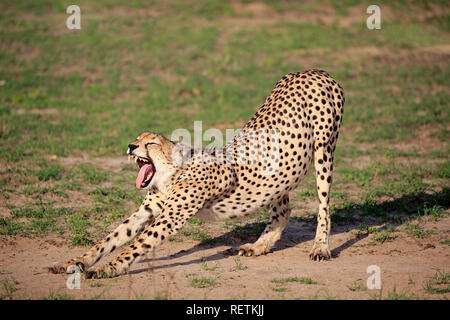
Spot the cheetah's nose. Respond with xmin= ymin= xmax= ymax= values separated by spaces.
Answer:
xmin=128 ymin=144 xmax=138 ymax=153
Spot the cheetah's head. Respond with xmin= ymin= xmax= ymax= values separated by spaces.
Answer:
xmin=127 ymin=132 xmax=180 ymax=191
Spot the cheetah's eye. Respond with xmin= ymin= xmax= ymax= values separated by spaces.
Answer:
xmin=145 ymin=142 xmax=158 ymax=148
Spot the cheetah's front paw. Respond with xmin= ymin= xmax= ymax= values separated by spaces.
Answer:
xmin=85 ymin=264 xmax=118 ymax=279
xmin=309 ymin=242 xmax=331 ymax=261
xmin=238 ymin=242 xmax=269 ymax=257
xmin=48 ymin=260 xmax=85 ymax=274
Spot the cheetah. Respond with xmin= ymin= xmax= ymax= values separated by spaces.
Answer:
xmin=49 ymin=69 xmax=344 ymax=278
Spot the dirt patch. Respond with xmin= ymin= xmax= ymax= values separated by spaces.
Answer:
xmin=58 ymin=156 xmax=129 ymax=173
xmin=285 ymin=44 xmax=450 ymax=71
xmin=0 ymin=215 xmax=448 ymax=299
xmin=211 ymin=118 xmax=248 ymax=133
xmin=15 ymin=108 xmax=59 ymax=115
xmin=49 ymin=59 xmax=108 ymax=84
xmin=51 ymin=60 xmax=87 ymax=77
xmin=222 ymin=2 xmax=404 ymax=31
xmin=394 ymin=123 xmax=449 ymax=156
xmin=224 ymin=3 xmax=332 ymax=28
xmin=16 ymin=47 xmax=41 ymax=61
xmin=82 ymin=5 xmax=161 ymax=20
xmin=1 ymin=42 xmax=41 ymax=62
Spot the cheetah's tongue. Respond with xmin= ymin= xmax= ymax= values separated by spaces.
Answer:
xmin=136 ymin=164 xmax=154 ymax=189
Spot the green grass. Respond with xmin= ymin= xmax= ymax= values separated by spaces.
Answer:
xmin=1 ymin=202 xmax=73 ymax=236
xmin=0 ymin=0 xmax=448 ymax=264
xmin=0 ymin=277 xmax=19 ymax=300
xmin=189 ymin=276 xmax=217 ymax=288
xmin=22 ymin=184 xmax=68 ymax=198
xmin=417 ymin=203 xmax=446 ymax=221
xmin=373 ymin=231 xmax=398 ymax=244
xmin=69 ymin=163 xmax=109 ymax=184
xmin=385 ymin=287 xmax=417 ymax=300
xmin=297 ymin=190 xmax=316 ymax=198
xmin=358 ymin=224 xmax=400 ymax=244
xmin=40 ymin=291 xmax=74 ymax=300
xmin=270 ymin=276 xmax=316 ymax=296
xmin=434 ymin=161 xmax=450 ymax=179
xmin=182 ymin=227 xmax=216 ymax=245
xmin=1 ymin=1 xmax=448 ymax=161
xmin=424 ymin=269 xmax=449 ymax=294
xmin=338 ymin=166 xmax=374 ymax=187
xmin=369 ymin=287 xmax=417 ymax=300
xmin=88 ymin=282 xmax=104 ymax=288
xmin=330 ymin=209 xmax=356 ymax=225
xmin=233 ymin=257 xmax=245 ymax=271
xmin=154 ymin=292 xmax=168 ymax=300
xmin=10 ymin=203 xmax=72 ymax=219
xmin=271 ymin=277 xmax=317 ymax=285
xmin=67 ymin=211 xmax=94 ymax=246
xmin=405 ymin=222 xmax=434 ymax=239
xmin=88 ymin=187 xmax=141 ymax=206
xmin=0 ymin=217 xmax=27 ymax=236
xmin=229 ymin=221 xmax=267 ymax=238
xmin=201 ymin=258 xmax=219 ymax=272
xmin=189 ymin=217 xmax=204 ymax=226
xmin=347 ymin=281 xmax=367 ymax=292
xmin=272 ymin=287 xmax=287 ymax=292
xmin=309 ymin=288 xmax=337 ymax=300
xmin=35 ymin=160 xmax=64 ymax=182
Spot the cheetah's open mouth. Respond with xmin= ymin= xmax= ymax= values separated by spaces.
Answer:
xmin=129 ymin=155 xmax=155 ymax=189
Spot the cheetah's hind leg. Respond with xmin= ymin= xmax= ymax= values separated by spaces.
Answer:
xmin=238 ymin=194 xmax=291 ymax=257
xmin=309 ymin=143 xmax=335 ymax=261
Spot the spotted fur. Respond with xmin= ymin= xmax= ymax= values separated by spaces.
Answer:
xmin=49 ymin=69 xmax=344 ymax=278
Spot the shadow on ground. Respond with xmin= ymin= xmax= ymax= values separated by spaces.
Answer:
xmin=131 ymin=188 xmax=449 ymax=274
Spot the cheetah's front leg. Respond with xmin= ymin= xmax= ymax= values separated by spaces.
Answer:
xmin=48 ymin=191 xmax=166 ymax=274
xmin=85 ymin=180 xmax=216 ymax=278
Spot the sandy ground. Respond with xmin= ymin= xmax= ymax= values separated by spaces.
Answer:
xmin=1 ymin=215 xmax=448 ymax=300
